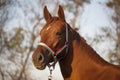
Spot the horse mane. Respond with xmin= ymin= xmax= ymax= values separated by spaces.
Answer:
xmin=71 ymin=28 xmax=112 ymax=67
xmin=81 ymin=37 xmax=112 ymax=66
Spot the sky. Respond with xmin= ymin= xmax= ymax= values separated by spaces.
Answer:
xmin=80 ymin=0 xmax=114 ymax=37
xmin=1 ymin=0 xmax=117 ymax=80
xmin=79 ymin=0 xmax=115 ymax=61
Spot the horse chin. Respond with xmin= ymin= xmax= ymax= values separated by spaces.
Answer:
xmin=36 ymin=64 xmax=46 ymax=70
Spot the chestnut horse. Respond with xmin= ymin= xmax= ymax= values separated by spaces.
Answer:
xmin=32 ymin=5 xmax=120 ymax=80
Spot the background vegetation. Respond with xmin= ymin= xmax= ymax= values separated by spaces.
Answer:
xmin=0 ymin=0 xmax=120 ymax=80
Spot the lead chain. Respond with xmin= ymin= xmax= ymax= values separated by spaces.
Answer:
xmin=48 ymin=69 xmax=53 ymax=80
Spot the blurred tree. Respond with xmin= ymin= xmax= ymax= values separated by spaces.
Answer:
xmin=106 ymin=0 xmax=120 ymax=64
xmin=0 ymin=0 xmax=90 ymax=80
xmin=82 ymin=0 xmax=120 ymax=65
xmin=0 ymin=0 xmax=12 ymax=28
xmin=0 ymin=0 xmax=40 ymax=80
xmin=65 ymin=0 xmax=90 ymax=30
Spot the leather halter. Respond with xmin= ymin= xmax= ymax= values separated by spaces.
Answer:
xmin=38 ymin=24 xmax=69 ymax=80
xmin=38 ymin=24 xmax=69 ymax=68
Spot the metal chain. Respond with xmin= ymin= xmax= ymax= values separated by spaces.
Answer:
xmin=48 ymin=67 xmax=53 ymax=80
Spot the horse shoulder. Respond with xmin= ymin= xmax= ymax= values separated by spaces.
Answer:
xmin=97 ymin=66 xmax=120 ymax=80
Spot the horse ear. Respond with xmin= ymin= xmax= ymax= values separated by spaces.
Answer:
xmin=58 ymin=5 xmax=65 ymax=21
xmin=44 ymin=6 xmax=52 ymax=22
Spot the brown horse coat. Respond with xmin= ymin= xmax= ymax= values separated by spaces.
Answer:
xmin=32 ymin=5 xmax=120 ymax=80
xmin=59 ymin=35 xmax=120 ymax=80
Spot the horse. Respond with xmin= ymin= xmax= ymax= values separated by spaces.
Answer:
xmin=32 ymin=5 xmax=120 ymax=80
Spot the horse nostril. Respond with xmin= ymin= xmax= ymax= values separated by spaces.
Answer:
xmin=39 ymin=55 xmax=42 ymax=61
xmin=38 ymin=54 xmax=44 ymax=62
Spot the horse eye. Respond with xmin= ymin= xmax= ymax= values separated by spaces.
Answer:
xmin=56 ymin=32 xmax=62 ymax=36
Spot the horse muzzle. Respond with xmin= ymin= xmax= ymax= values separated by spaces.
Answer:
xmin=32 ymin=52 xmax=47 ymax=70
xmin=35 ymin=63 xmax=46 ymax=70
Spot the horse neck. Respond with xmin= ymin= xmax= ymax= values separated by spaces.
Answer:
xmin=76 ymin=36 xmax=109 ymax=65
xmin=72 ymin=33 xmax=111 ymax=67
xmin=59 ymin=32 xmax=111 ymax=78
xmin=64 ymin=30 xmax=109 ymax=65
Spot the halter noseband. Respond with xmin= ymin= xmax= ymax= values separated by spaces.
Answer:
xmin=38 ymin=24 xmax=69 ymax=67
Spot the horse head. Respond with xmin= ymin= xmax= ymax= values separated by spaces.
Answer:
xmin=32 ymin=5 xmax=71 ymax=70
